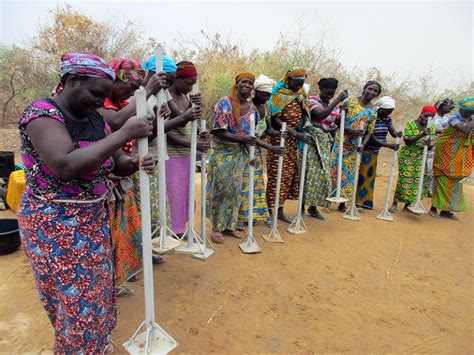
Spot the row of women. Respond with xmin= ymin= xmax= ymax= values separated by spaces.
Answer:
xmin=16 ymin=51 xmax=473 ymax=353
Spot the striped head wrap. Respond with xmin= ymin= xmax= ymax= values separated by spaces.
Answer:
xmin=53 ymin=52 xmax=115 ymax=95
xmin=459 ymin=96 xmax=474 ymax=111
xmin=111 ymin=59 xmax=145 ymax=83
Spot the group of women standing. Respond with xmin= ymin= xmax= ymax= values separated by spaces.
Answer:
xmin=16 ymin=50 xmax=473 ymax=353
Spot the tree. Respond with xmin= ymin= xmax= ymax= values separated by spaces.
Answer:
xmin=31 ymin=5 xmax=152 ymax=83
xmin=0 ymin=46 xmax=37 ymax=126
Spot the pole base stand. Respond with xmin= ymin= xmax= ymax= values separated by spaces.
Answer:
xmin=151 ymin=227 xmax=183 ymax=255
xmin=287 ymin=216 xmax=308 ymax=234
xmin=262 ymin=227 xmax=284 ymax=243
xmin=326 ymin=196 xmax=349 ymax=204
xmin=407 ymin=203 xmax=426 ymax=215
xmin=192 ymin=247 xmax=215 ymax=260
xmin=376 ymin=209 xmax=394 ymax=222
xmin=239 ymin=236 xmax=262 ymax=254
xmin=343 ymin=204 xmax=361 ymax=221
xmin=123 ymin=321 xmax=178 ymax=354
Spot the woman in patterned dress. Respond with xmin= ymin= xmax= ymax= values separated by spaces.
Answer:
xmin=266 ymin=67 xmax=312 ymax=223
xmin=206 ymin=72 xmax=257 ymax=243
xmin=356 ymin=96 xmax=402 ymax=209
xmin=17 ymin=53 xmax=155 ymax=353
xmin=329 ymin=80 xmax=380 ymax=211
xmin=429 ymin=97 xmax=474 ymax=220
xmin=238 ymin=74 xmax=284 ymax=228
xmin=390 ymin=105 xmax=436 ymax=213
xmin=305 ymin=77 xmax=347 ymax=220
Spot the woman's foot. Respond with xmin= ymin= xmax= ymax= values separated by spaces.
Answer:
xmin=236 ymin=219 xmax=245 ymax=231
xmin=429 ymin=207 xmax=440 ymax=218
xmin=152 ymin=255 xmax=165 ymax=265
xmin=277 ymin=207 xmax=292 ymax=223
xmin=308 ymin=206 xmax=326 ymax=221
xmin=388 ymin=203 xmax=397 ymax=213
xmin=116 ymin=285 xmax=135 ymax=297
xmin=439 ymin=211 xmax=459 ymax=221
xmin=223 ymin=229 xmax=243 ymax=239
xmin=104 ymin=343 xmax=114 ymax=354
xmin=210 ymin=232 xmax=224 ymax=244
xmin=338 ymin=203 xmax=347 ymax=212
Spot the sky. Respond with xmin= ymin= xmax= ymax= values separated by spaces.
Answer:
xmin=0 ymin=0 xmax=472 ymax=93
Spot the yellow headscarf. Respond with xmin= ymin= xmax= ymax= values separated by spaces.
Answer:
xmin=230 ymin=72 xmax=255 ymax=124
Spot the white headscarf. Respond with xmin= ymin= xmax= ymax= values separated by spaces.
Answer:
xmin=254 ymin=74 xmax=276 ymax=94
xmin=375 ymin=96 xmax=396 ymax=109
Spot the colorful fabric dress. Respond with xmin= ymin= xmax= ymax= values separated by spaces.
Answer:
xmin=304 ymin=95 xmax=338 ymax=208
xmin=238 ymin=101 xmax=271 ymax=222
xmin=17 ymin=99 xmax=116 ymax=353
xmin=427 ymin=113 xmax=450 ymax=194
xmin=207 ymin=96 xmax=256 ymax=232
xmin=432 ymin=112 xmax=473 ymax=211
xmin=330 ymin=96 xmax=376 ymax=199
xmin=165 ymin=103 xmax=192 ymax=235
xmin=266 ymin=83 xmax=308 ymax=208
xmin=356 ymin=115 xmax=393 ymax=209
xmin=393 ymin=120 xmax=432 ymax=204
xmin=103 ymin=98 xmax=142 ymax=287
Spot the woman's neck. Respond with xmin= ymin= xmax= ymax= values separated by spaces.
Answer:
xmin=53 ymin=95 xmax=83 ymax=121
xmin=358 ymin=95 xmax=371 ymax=107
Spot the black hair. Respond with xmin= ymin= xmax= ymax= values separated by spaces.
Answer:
xmin=363 ymin=80 xmax=382 ymax=96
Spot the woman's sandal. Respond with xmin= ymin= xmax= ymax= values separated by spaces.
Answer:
xmin=116 ymin=285 xmax=135 ymax=297
xmin=210 ymin=233 xmax=224 ymax=244
xmin=223 ymin=229 xmax=243 ymax=239
xmin=439 ymin=211 xmax=459 ymax=221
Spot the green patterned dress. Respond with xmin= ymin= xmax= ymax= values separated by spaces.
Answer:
xmin=393 ymin=120 xmax=431 ymax=204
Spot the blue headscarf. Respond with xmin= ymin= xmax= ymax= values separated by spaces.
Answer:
xmin=142 ymin=54 xmax=177 ymax=73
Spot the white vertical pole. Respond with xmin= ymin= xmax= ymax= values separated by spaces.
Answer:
xmin=247 ymin=114 xmax=256 ymax=236
xmin=327 ymin=110 xmax=348 ymax=203
xmin=408 ymin=117 xmax=432 ymax=214
xmin=200 ymin=119 xmax=207 ymax=239
xmin=263 ymin=122 xmax=286 ymax=242
xmin=135 ymin=89 xmax=155 ymax=323
xmin=271 ymin=122 xmax=287 ymax=229
xmin=377 ymin=134 xmax=400 ymax=222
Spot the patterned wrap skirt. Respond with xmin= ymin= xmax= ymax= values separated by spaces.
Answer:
xmin=18 ymin=194 xmax=116 ymax=354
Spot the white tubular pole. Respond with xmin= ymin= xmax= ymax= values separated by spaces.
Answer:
xmin=247 ymin=116 xmax=256 ymax=235
xmin=327 ymin=109 xmax=348 ymax=203
xmin=408 ymin=117 xmax=431 ymax=214
xmin=287 ymin=121 xmax=310 ymax=234
xmin=262 ymin=122 xmax=286 ymax=243
xmin=271 ymin=122 xmax=287 ymax=229
xmin=135 ymin=88 xmax=155 ymax=323
xmin=185 ymin=119 xmax=198 ymax=248
xmin=240 ymin=114 xmax=261 ymax=253
xmin=296 ymin=128 xmax=309 ymax=217
xmin=343 ymin=122 xmax=365 ymax=221
xmin=384 ymin=136 xmax=400 ymax=210
xmin=377 ymin=134 xmax=400 ymax=222
xmin=200 ymin=119 xmax=207 ymax=239
xmin=336 ymin=111 xmax=345 ymax=198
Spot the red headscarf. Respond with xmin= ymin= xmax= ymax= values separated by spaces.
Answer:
xmin=176 ymin=61 xmax=198 ymax=78
xmin=421 ymin=105 xmax=437 ymax=115
xmin=111 ymin=59 xmax=145 ymax=82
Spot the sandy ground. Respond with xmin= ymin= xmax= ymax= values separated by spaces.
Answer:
xmin=0 ymin=172 xmax=473 ymax=354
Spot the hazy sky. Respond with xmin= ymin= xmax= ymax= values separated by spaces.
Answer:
xmin=0 ymin=0 xmax=472 ymax=92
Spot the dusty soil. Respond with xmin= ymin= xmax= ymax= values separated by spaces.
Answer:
xmin=0 ymin=128 xmax=472 ymax=353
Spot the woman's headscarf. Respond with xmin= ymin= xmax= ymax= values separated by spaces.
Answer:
xmin=176 ymin=61 xmax=198 ymax=77
xmin=434 ymin=97 xmax=454 ymax=110
xmin=254 ymin=74 xmax=276 ymax=94
xmin=421 ymin=105 xmax=437 ymax=115
xmin=374 ymin=96 xmax=396 ymax=109
xmin=318 ymin=77 xmax=339 ymax=89
xmin=141 ymin=54 xmax=177 ymax=73
xmin=459 ymin=96 xmax=474 ymax=111
xmin=229 ymin=72 xmax=255 ymax=124
xmin=269 ymin=66 xmax=309 ymax=115
xmin=53 ymin=52 xmax=115 ymax=95
xmin=111 ymin=59 xmax=145 ymax=82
